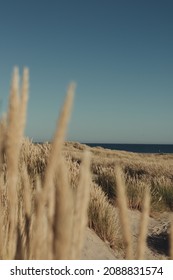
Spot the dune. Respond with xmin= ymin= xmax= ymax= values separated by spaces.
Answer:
xmin=0 ymin=68 xmax=172 ymax=260
xmin=81 ymin=209 xmax=170 ymax=260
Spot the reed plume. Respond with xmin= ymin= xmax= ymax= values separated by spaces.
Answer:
xmin=5 ymin=67 xmax=29 ymax=259
xmin=43 ymin=83 xmax=75 ymax=222
xmin=52 ymin=156 xmax=74 ymax=259
xmin=71 ymin=150 xmax=91 ymax=259
xmin=115 ymin=166 xmax=133 ymax=259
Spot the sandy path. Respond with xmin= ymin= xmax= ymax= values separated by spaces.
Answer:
xmin=81 ymin=209 xmax=170 ymax=260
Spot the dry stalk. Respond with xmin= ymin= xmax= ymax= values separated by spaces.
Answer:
xmin=136 ymin=188 xmax=150 ymax=259
xmin=29 ymin=177 xmax=48 ymax=259
xmin=22 ymin=166 xmax=32 ymax=218
xmin=17 ymin=166 xmax=32 ymax=259
xmin=39 ymin=83 xmax=75 ymax=259
xmin=115 ymin=166 xmax=133 ymax=259
xmin=43 ymin=83 xmax=75 ymax=222
xmin=5 ymin=67 xmax=20 ymax=259
xmin=18 ymin=67 xmax=29 ymax=142
xmin=71 ymin=150 xmax=91 ymax=259
xmin=5 ymin=67 xmax=29 ymax=259
xmin=53 ymin=156 xmax=74 ymax=259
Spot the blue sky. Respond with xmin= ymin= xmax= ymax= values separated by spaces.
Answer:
xmin=0 ymin=0 xmax=173 ymax=144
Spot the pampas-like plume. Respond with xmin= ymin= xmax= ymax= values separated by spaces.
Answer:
xmin=43 ymin=83 xmax=75 ymax=220
xmin=44 ymin=83 xmax=75 ymax=258
xmin=16 ymin=165 xmax=32 ymax=260
xmin=115 ymin=166 xmax=133 ymax=259
xmin=19 ymin=68 xmax=29 ymax=141
xmin=71 ymin=150 xmax=91 ymax=259
xmin=5 ymin=67 xmax=29 ymax=259
xmin=30 ymin=181 xmax=48 ymax=259
xmin=53 ymin=157 xmax=74 ymax=259
xmin=136 ymin=188 xmax=150 ymax=259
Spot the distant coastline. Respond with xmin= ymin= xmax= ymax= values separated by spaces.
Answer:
xmin=82 ymin=143 xmax=173 ymax=154
xmin=33 ymin=141 xmax=173 ymax=154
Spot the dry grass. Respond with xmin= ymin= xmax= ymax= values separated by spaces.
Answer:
xmin=0 ymin=69 xmax=90 ymax=260
xmin=0 ymin=67 xmax=173 ymax=260
xmin=115 ymin=167 xmax=133 ymax=259
xmin=88 ymin=182 xmax=121 ymax=250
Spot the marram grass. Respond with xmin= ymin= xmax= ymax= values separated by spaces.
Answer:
xmin=0 ymin=67 xmax=172 ymax=260
xmin=0 ymin=68 xmax=90 ymax=260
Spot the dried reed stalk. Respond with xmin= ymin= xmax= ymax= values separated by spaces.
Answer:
xmin=22 ymin=166 xmax=32 ymax=218
xmin=136 ymin=188 xmax=150 ymax=259
xmin=14 ymin=68 xmax=29 ymax=259
xmin=70 ymin=150 xmax=91 ymax=259
xmin=43 ymin=83 xmax=75 ymax=221
xmin=17 ymin=166 xmax=32 ymax=259
xmin=115 ymin=166 xmax=133 ymax=259
xmin=5 ymin=67 xmax=29 ymax=259
xmin=18 ymin=68 xmax=29 ymax=142
xmin=41 ymin=83 xmax=75 ymax=258
xmin=53 ymin=156 xmax=74 ymax=259
xmin=6 ymin=68 xmax=20 ymax=259
xmin=29 ymin=177 xmax=49 ymax=259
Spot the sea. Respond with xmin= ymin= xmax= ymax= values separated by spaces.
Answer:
xmin=83 ymin=143 xmax=173 ymax=154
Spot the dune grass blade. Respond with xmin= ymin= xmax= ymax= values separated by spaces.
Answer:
xmin=43 ymin=83 xmax=75 ymax=220
xmin=31 ymin=202 xmax=48 ymax=259
xmin=53 ymin=157 xmax=74 ymax=259
xmin=5 ymin=68 xmax=21 ymax=259
xmin=71 ymin=150 xmax=91 ymax=259
xmin=115 ymin=166 xmax=133 ymax=259
xmin=29 ymin=177 xmax=48 ymax=259
xmin=40 ymin=83 xmax=75 ymax=259
xmin=1 ymin=67 xmax=29 ymax=259
xmin=136 ymin=189 xmax=150 ymax=259
xmin=43 ymin=83 xmax=75 ymax=188
xmin=18 ymin=166 xmax=32 ymax=259
xmin=19 ymin=68 xmax=29 ymax=141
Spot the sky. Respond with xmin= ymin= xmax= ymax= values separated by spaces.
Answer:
xmin=0 ymin=0 xmax=173 ymax=144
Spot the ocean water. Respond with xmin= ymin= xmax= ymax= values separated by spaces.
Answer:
xmin=83 ymin=143 xmax=173 ymax=154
